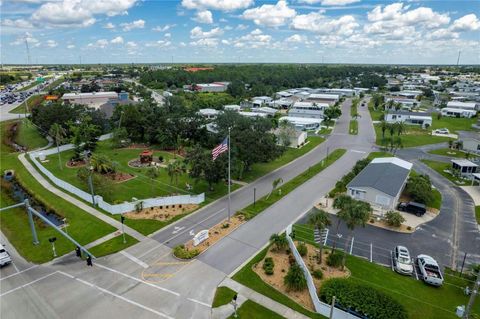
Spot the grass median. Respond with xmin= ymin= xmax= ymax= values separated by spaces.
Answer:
xmin=240 ymin=149 xmax=346 ymax=220
xmin=88 ymin=233 xmax=138 ymax=258
xmin=349 ymin=120 xmax=358 ymax=135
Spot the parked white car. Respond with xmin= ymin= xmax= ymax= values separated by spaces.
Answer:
xmin=393 ymin=245 xmax=413 ymax=275
xmin=433 ymin=128 xmax=450 ymax=135
xmin=417 ymin=254 xmax=443 ymax=286
xmin=0 ymin=244 xmax=12 ymax=267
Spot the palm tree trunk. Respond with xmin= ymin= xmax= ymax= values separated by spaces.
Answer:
xmin=318 ymin=227 xmax=324 ymax=264
xmin=331 ymin=219 xmax=341 ymax=253
xmin=342 ymin=230 xmax=354 ymax=271
xmin=56 ymin=139 xmax=62 ymax=170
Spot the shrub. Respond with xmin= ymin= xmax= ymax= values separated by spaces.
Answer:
xmin=385 ymin=211 xmax=405 ymax=227
xmin=297 ymin=242 xmax=308 ymax=257
xmin=270 ymin=233 xmax=288 ymax=252
xmin=319 ymin=279 xmax=407 ymax=319
xmin=284 ymin=263 xmax=307 ymax=291
xmin=327 ymin=251 xmax=344 ymax=268
xmin=173 ymin=245 xmax=199 ymax=259
xmin=263 ymin=257 xmax=275 ymax=275
xmin=312 ymin=269 xmax=323 ymax=280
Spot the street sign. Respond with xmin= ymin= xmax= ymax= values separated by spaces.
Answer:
xmin=193 ymin=230 xmax=209 ymax=246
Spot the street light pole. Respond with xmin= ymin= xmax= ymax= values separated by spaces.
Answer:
xmin=121 ymin=215 xmax=126 ymax=244
xmin=49 ymin=237 xmax=57 ymax=257
xmin=463 ymin=270 xmax=479 ymax=319
xmin=88 ymin=166 xmax=96 ymax=206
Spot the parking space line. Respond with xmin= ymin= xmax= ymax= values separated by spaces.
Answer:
xmin=11 ymin=262 xmax=20 ymax=273
xmin=120 ymin=251 xmax=149 ymax=269
xmin=142 ymin=273 xmax=173 ymax=278
xmin=187 ymin=297 xmax=210 ymax=308
xmin=0 ymin=265 xmax=38 ymax=281
xmin=95 ymin=263 xmax=180 ymax=296
xmin=154 ymin=261 xmax=189 ymax=266
xmin=0 ymin=272 xmax=57 ymax=297
xmin=56 ymin=271 xmax=174 ymax=319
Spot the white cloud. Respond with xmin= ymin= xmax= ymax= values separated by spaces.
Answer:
xmin=103 ymin=22 xmax=115 ymax=29
xmin=10 ymin=32 xmax=39 ymax=46
xmin=190 ymin=38 xmax=219 ymax=47
xmin=126 ymin=41 xmax=137 ymax=48
xmin=194 ymin=10 xmax=213 ymax=24
xmin=225 ymin=25 xmax=233 ymax=30
xmin=121 ymin=19 xmax=145 ymax=31
xmin=233 ymin=29 xmax=273 ymax=48
xmin=299 ymin=0 xmax=360 ymax=5
xmin=236 ymin=24 xmax=248 ymax=30
xmin=427 ymin=28 xmax=459 ymax=40
xmin=30 ymin=0 xmax=138 ymax=28
xmin=285 ymin=34 xmax=307 ymax=43
xmin=1 ymin=18 xmax=34 ymax=29
xmin=291 ymin=11 xmax=358 ymax=36
xmin=242 ymin=1 xmax=296 ymax=27
xmin=87 ymin=39 xmax=109 ymax=49
xmin=111 ymin=36 xmax=124 ymax=44
xmin=46 ymin=39 xmax=58 ymax=48
xmin=67 ymin=44 xmax=76 ymax=49
xmin=451 ymin=14 xmax=480 ymax=32
xmin=145 ymin=40 xmax=171 ymax=48
xmin=152 ymin=24 xmax=176 ymax=32
xmin=182 ymin=0 xmax=253 ymax=11
xmin=190 ymin=26 xmax=223 ymax=39
xmin=164 ymin=33 xmax=171 ymax=38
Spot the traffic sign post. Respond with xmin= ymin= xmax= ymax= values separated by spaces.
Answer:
xmin=49 ymin=237 xmax=57 ymax=257
xmin=121 ymin=215 xmax=126 ymax=244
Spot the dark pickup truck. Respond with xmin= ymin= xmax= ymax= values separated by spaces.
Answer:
xmin=397 ymin=201 xmax=426 ymax=217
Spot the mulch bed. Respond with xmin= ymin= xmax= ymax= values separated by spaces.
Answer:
xmin=66 ymin=159 xmax=86 ymax=168
xmin=105 ymin=172 xmax=135 ymax=183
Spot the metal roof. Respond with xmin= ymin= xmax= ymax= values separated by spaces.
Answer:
xmin=347 ymin=158 xmax=412 ymax=197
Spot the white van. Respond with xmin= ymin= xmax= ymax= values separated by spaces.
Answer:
xmin=0 ymin=244 xmax=12 ymax=267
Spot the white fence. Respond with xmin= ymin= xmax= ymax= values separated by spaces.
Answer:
xmin=286 ymin=224 xmax=360 ymax=319
xmin=28 ymin=137 xmax=205 ymax=215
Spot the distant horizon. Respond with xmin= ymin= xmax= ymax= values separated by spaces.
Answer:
xmin=1 ymin=0 xmax=479 ymax=65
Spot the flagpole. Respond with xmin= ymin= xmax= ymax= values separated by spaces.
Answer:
xmin=227 ymin=127 xmax=231 ymax=222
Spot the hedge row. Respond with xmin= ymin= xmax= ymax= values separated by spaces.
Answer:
xmin=328 ymin=158 xmax=370 ymax=197
xmin=319 ymin=279 xmax=407 ymax=319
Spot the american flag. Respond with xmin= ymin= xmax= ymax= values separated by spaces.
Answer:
xmin=212 ymin=137 xmax=228 ymax=161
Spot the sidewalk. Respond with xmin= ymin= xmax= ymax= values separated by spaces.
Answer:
xmin=18 ymin=153 xmax=147 ymax=242
xmin=214 ymin=277 xmax=311 ymax=319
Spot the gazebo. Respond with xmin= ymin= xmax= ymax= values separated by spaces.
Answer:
xmin=139 ymin=150 xmax=153 ymax=164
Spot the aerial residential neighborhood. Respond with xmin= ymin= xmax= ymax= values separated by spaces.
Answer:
xmin=0 ymin=1 xmax=479 ymax=319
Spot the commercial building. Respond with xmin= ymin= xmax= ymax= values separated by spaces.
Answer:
xmin=62 ymin=91 xmax=119 ymax=109
xmin=347 ymin=157 xmax=413 ymax=210
xmin=194 ymin=82 xmax=229 ymax=93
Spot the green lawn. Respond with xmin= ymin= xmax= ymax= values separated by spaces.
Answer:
xmin=374 ymin=125 xmax=452 ymax=148
xmin=349 ymin=120 xmax=358 ymax=135
xmin=240 ymin=149 xmax=346 ymax=219
xmin=429 ymin=148 xmax=478 ymax=160
xmin=14 ymin=119 xmax=48 ymax=150
xmin=476 ymin=206 xmax=480 ymax=224
xmin=431 ymin=113 xmax=478 ymax=133
xmin=420 ymin=159 xmax=472 ymax=186
xmin=241 ymin=136 xmax=324 ymax=182
xmin=212 ymin=286 xmax=237 ymax=308
xmin=227 ymin=300 xmax=285 ymax=319
xmin=10 ymin=95 xmax=44 ymax=114
xmin=234 ymin=238 xmax=479 ymax=319
xmin=43 ymin=141 xmax=234 ymax=204
xmin=0 ymin=121 xmax=117 ymax=263
xmin=88 ymin=233 xmax=138 ymax=258
xmin=429 ymin=188 xmax=442 ymax=210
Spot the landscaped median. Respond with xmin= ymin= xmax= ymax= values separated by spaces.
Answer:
xmin=240 ymin=149 xmax=347 ymax=220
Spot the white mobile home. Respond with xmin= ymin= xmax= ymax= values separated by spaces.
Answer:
xmin=458 ymin=132 xmax=480 ymax=154
xmin=451 ymin=159 xmax=478 ymax=177
xmin=279 ymin=116 xmax=323 ymax=131
xmin=385 ymin=111 xmax=432 ymax=128
xmin=446 ymin=101 xmax=478 ymax=111
xmin=305 ymin=93 xmax=339 ymax=105
xmin=441 ymin=108 xmax=476 ymax=118
xmin=288 ymin=101 xmax=328 ymax=119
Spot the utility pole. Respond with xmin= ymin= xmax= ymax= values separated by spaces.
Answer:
xmin=463 ymin=270 xmax=479 ymax=319
xmin=227 ymin=127 xmax=231 ymax=222
xmin=457 ymin=51 xmax=461 ymax=66
xmin=25 ymin=199 xmax=39 ymax=245
xmin=24 ymin=37 xmax=31 ymax=65
xmin=88 ymin=166 xmax=96 ymax=206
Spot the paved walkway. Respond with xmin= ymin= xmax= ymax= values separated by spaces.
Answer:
xmin=18 ymin=153 xmax=147 ymax=242
xmin=214 ymin=278 xmax=310 ymax=319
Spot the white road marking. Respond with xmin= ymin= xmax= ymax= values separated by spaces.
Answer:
xmin=350 ymin=150 xmax=366 ymax=154
xmin=95 ymin=263 xmax=180 ymax=296
xmin=57 ymin=272 xmax=174 ymax=319
xmin=120 ymin=251 xmax=149 ymax=269
xmin=172 ymin=226 xmax=185 ymax=234
xmin=0 ymin=265 xmax=38 ymax=281
xmin=189 ymin=230 xmax=195 ymax=236
xmin=11 ymin=262 xmax=20 ymax=273
xmin=0 ymin=272 xmax=57 ymax=297
xmin=187 ymin=298 xmax=210 ymax=308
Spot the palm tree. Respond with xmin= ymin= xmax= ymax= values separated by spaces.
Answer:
xmin=308 ymin=209 xmax=331 ymax=264
xmin=90 ymin=154 xmax=115 ymax=174
xmin=49 ymin=123 xmax=66 ymax=170
xmin=337 ymin=200 xmax=371 ymax=270
xmin=267 ymin=177 xmax=283 ymax=199
xmin=167 ymin=160 xmax=186 ymax=186
xmin=270 ymin=233 xmax=288 ymax=252
xmin=380 ymin=120 xmax=388 ymax=139
xmin=331 ymin=195 xmax=353 ymax=253
xmin=386 ymin=99 xmax=394 ymax=110
xmin=388 ymin=123 xmax=396 ymax=137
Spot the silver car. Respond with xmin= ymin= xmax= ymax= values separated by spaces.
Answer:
xmin=393 ymin=245 xmax=413 ymax=275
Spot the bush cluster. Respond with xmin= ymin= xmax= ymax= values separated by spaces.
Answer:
xmin=173 ymin=245 xmax=199 ymax=259
xmin=385 ymin=211 xmax=405 ymax=227
xmin=312 ymin=269 xmax=323 ymax=280
xmin=329 ymin=158 xmax=370 ymax=197
xmin=263 ymin=257 xmax=275 ymax=275
xmin=296 ymin=242 xmax=308 ymax=257
xmin=327 ymin=251 xmax=345 ymax=268
xmin=319 ymin=279 xmax=407 ymax=319
xmin=284 ymin=263 xmax=307 ymax=291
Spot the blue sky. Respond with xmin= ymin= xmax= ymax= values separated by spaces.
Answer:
xmin=1 ymin=0 xmax=479 ymax=64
